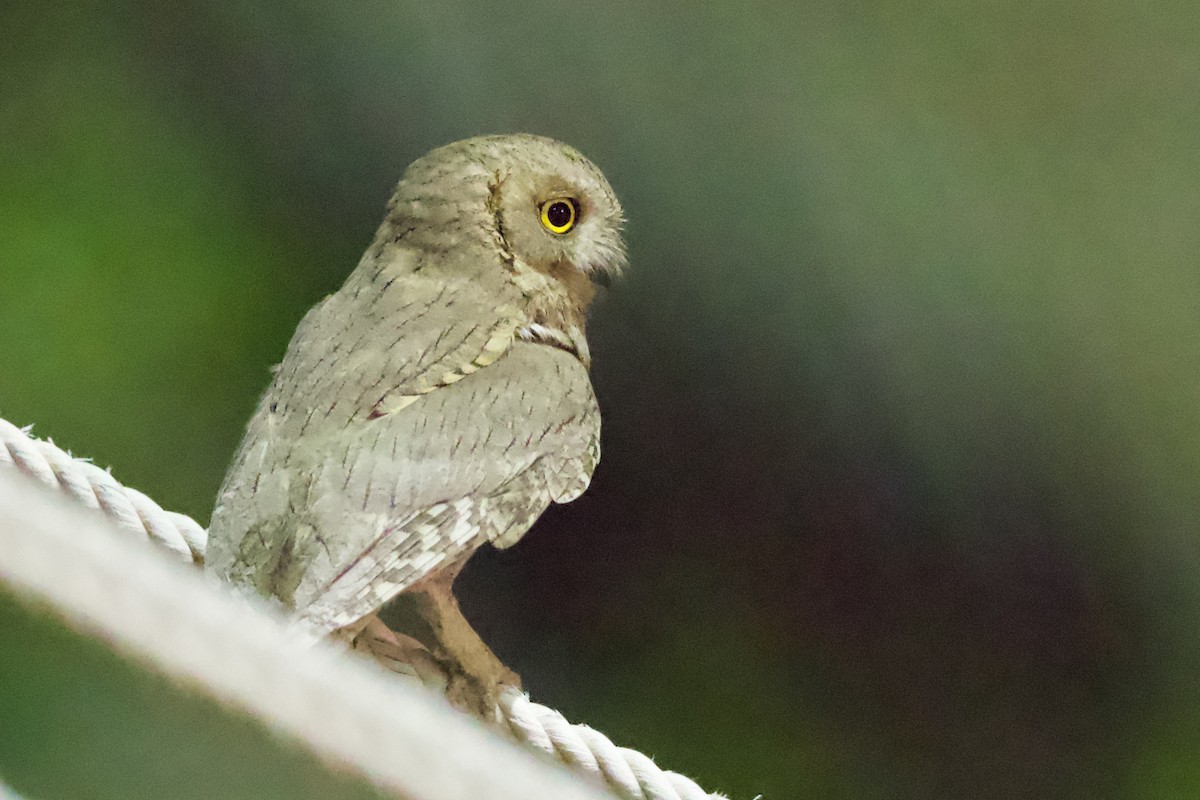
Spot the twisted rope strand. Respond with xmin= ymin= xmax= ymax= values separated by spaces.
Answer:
xmin=500 ymin=692 xmax=720 ymax=800
xmin=0 ymin=418 xmax=205 ymax=562
xmin=0 ymin=469 xmax=609 ymax=800
xmin=0 ymin=415 xmax=728 ymax=800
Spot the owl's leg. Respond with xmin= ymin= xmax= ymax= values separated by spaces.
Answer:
xmin=374 ymin=562 xmax=520 ymax=718
xmin=407 ymin=573 xmax=522 ymax=718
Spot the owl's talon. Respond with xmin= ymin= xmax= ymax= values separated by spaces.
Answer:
xmin=443 ymin=670 xmax=519 ymax=722
xmin=352 ymin=614 xmax=450 ymax=692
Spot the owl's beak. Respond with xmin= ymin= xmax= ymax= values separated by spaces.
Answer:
xmin=581 ymin=237 xmax=626 ymax=286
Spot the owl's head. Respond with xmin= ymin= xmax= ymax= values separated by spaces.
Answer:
xmin=393 ymin=134 xmax=627 ymax=284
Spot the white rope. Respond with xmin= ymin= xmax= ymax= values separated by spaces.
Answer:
xmin=0 ymin=778 xmax=30 ymax=800
xmin=501 ymin=692 xmax=721 ymax=800
xmin=0 ymin=415 xmax=729 ymax=800
xmin=0 ymin=418 xmax=206 ymax=563
xmin=0 ymin=468 xmax=612 ymax=800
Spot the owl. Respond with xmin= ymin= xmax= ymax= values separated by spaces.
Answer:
xmin=206 ymin=135 xmax=625 ymax=697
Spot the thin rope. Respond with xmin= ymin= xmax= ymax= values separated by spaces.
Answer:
xmin=0 ymin=418 xmax=206 ymax=563
xmin=0 ymin=467 xmax=612 ymax=800
xmin=0 ymin=415 xmax=728 ymax=800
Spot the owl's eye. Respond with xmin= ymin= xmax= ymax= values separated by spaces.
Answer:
xmin=539 ymin=198 xmax=578 ymax=234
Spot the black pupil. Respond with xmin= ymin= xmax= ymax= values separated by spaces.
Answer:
xmin=546 ymin=201 xmax=572 ymax=228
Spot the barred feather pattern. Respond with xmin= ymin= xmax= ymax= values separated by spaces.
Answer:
xmin=206 ymin=274 xmax=600 ymax=633
xmin=207 ymin=134 xmax=613 ymax=636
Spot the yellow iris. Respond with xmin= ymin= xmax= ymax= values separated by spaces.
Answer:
xmin=539 ymin=198 xmax=577 ymax=234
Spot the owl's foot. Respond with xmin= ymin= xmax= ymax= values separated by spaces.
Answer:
xmin=352 ymin=614 xmax=449 ymax=692
xmin=351 ymin=606 xmax=519 ymax=720
xmin=376 ymin=578 xmax=522 ymax=719
xmin=442 ymin=663 xmax=519 ymax=722
xmin=414 ymin=583 xmax=521 ymax=719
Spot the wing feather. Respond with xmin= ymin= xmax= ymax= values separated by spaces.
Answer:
xmin=207 ymin=266 xmax=599 ymax=632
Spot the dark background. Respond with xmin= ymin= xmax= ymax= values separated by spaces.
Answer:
xmin=3 ymin=3 xmax=1199 ymax=798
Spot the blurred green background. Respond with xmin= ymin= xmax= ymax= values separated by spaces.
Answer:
xmin=2 ymin=2 xmax=1199 ymax=798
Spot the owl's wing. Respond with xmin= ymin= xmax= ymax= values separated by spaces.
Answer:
xmin=206 ymin=270 xmax=599 ymax=632
xmin=298 ymin=443 xmax=593 ymax=632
